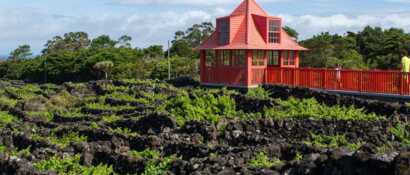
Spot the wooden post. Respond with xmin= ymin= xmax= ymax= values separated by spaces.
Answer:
xmin=400 ymin=72 xmax=404 ymax=95
xmin=200 ymin=50 xmax=206 ymax=83
xmin=245 ymin=50 xmax=253 ymax=87
xmin=323 ymin=69 xmax=327 ymax=89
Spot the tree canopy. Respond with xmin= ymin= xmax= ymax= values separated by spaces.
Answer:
xmin=1 ymin=24 xmax=410 ymax=83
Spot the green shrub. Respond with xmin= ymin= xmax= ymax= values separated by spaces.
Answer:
xmin=264 ymin=98 xmax=379 ymax=121
xmin=34 ymin=155 xmax=115 ymax=175
xmin=167 ymin=92 xmax=236 ymax=126
xmin=390 ymin=123 xmax=410 ymax=146
xmin=129 ymin=149 xmax=161 ymax=160
xmin=85 ymin=103 xmax=134 ymax=111
xmin=246 ymin=87 xmax=271 ymax=100
xmin=5 ymin=87 xmax=37 ymax=100
xmin=100 ymin=84 xmax=129 ymax=93
xmin=0 ymin=111 xmax=16 ymax=128
xmin=110 ymin=127 xmax=138 ymax=137
xmin=108 ymin=92 xmax=136 ymax=102
xmin=142 ymin=156 xmax=174 ymax=175
xmin=26 ymin=111 xmax=54 ymax=122
xmin=304 ymin=133 xmax=363 ymax=151
xmin=49 ymin=132 xmax=88 ymax=148
xmin=249 ymin=151 xmax=283 ymax=169
xmin=102 ymin=115 xmax=122 ymax=123
xmin=0 ymin=97 xmax=17 ymax=109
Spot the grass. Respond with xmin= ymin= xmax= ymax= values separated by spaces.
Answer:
xmin=264 ymin=98 xmax=380 ymax=121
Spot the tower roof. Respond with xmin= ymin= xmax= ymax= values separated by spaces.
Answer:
xmin=198 ymin=0 xmax=307 ymax=51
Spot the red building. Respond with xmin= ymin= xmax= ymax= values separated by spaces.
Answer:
xmin=198 ymin=0 xmax=307 ymax=88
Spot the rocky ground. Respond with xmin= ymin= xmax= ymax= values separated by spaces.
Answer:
xmin=0 ymin=78 xmax=409 ymax=175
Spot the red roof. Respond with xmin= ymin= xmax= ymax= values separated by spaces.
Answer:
xmin=199 ymin=0 xmax=307 ymax=51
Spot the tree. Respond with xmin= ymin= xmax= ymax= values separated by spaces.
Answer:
xmin=143 ymin=45 xmax=164 ymax=58
xmin=43 ymin=32 xmax=90 ymax=54
xmin=9 ymin=45 xmax=32 ymax=61
xmin=90 ymin=35 xmax=117 ymax=50
xmin=93 ymin=61 xmax=114 ymax=80
xmin=117 ymin=35 xmax=132 ymax=48
xmin=170 ymin=22 xmax=215 ymax=58
xmin=283 ymin=26 xmax=299 ymax=40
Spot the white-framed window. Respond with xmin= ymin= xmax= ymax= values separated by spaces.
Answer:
xmin=252 ymin=50 xmax=265 ymax=66
xmin=219 ymin=19 xmax=229 ymax=45
xmin=267 ymin=51 xmax=280 ymax=66
xmin=205 ymin=50 xmax=215 ymax=67
xmin=232 ymin=50 xmax=246 ymax=66
xmin=268 ymin=20 xmax=280 ymax=43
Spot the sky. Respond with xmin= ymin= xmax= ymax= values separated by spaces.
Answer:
xmin=1 ymin=0 xmax=410 ymax=55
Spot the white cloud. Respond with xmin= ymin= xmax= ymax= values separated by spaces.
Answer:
xmin=281 ymin=13 xmax=410 ymax=39
xmin=114 ymin=0 xmax=292 ymax=5
xmin=0 ymin=8 xmax=223 ymax=54
xmin=1 ymin=5 xmax=410 ymax=54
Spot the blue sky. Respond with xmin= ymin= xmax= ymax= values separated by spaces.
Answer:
xmin=1 ymin=0 xmax=410 ymax=55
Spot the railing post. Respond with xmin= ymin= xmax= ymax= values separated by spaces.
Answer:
xmin=359 ymin=71 xmax=362 ymax=92
xmin=322 ymin=70 xmax=327 ymax=89
xmin=400 ymin=72 xmax=404 ymax=95
xmin=280 ymin=68 xmax=283 ymax=84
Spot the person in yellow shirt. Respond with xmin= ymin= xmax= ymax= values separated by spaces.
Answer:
xmin=402 ymin=49 xmax=410 ymax=86
xmin=402 ymin=50 xmax=410 ymax=73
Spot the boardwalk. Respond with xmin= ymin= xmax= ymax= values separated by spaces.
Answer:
xmin=265 ymin=67 xmax=410 ymax=96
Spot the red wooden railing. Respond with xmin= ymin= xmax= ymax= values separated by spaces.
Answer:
xmin=266 ymin=67 xmax=410 ymax=96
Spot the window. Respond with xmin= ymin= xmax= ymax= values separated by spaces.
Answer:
xmin=283 ymin=51 xmax=289 ymax=65
xmin=219 ymin=19 xmax=229 ymax=45
xmin=267 ymin=51 xmax=280 ymax=66
xmin=252 ymin=50 xmax=265 ymax=66
xmin=232 ymin=50 xmax=246 ymax=66
xmin=268 ymin=20 xmax=280 ymax=43
xmin=283 ymin=51 xmax=296 ymax=66
xmin=205 ymin=50 xmax=215 ymax=67
xmin=222 ymin=50 xmax=231 ymax=66
xmin=289 ymin=51 xmax=295 ymax=65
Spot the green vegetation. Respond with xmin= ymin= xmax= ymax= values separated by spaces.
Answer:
xmin=249 ymin=152 xmax=284 ymax=169
xmin=49 ymin=132 xmax=88 ymax=148
xmin=34 ymin=155 xmax=115 ymax=175
xmin=102 ymin=115 xmax=122 ymax=123
xmin=0 ymin=111 xmax=16 ymax=128
xmin=390 ymin=123 xmax=410 ymax=147
xmin=128 ymin=149 xmax=176 ymax=175
xmin=26 ymin=111 xmax=54 ymax=122
xmin=264 ymin=98 xmax=379 ymax=121
xmin=85 ymin=102 xmax=134 ymax=111
xmin=246 ymin=87 xmax=271 ymax=100
xmin=129 ymin=149 xmax=161 ymax=160
xmin=167 ymin=92 xmax=236 ymax=126
xmin=301 ymin=26 xmax=410 ymax=69
xmin=304 ymin=133 xmax=364 ymax=151
xmin=0 ymin=96 xmax=17 ymax=109
xmin=142 ymin=156 xmax=175 ymax=175
xmin=110 ymin=127 xmax=138 ymax=137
